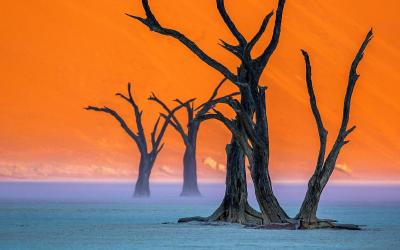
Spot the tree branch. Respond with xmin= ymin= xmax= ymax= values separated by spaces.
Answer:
xmin=150 ymin=115 xmax=161 ymax=147
xmin=174 ymin=98 xmax=194 ymax=125
xmin=127 ymin=0 xmax=237 ymax=82
xmin=219 ymin=39 xmax=243 ymax=59
xmin=150 ymin=115 xmax=170 ymax=157
xmin=85 ymin=106 xmax=146 ymax=153
xmin=150 ymin=98 xmax=192 ymax=157
xmin=216 ymin=0 xmax=247 ymax=47
xmin=301 ymin=50 xmax=328 ymax=170
xmin=337 ymin=29 xmax=373 ymax=141
xmin=196 ymin=110 xmax=236 ymax=135
xmin=245 ymin=12 xmax=274 ymax=58
xmin=195 ymin=78 xmax=240 ymax=117
xmin=149 ymin=94 xmax=196 ymax=143
xmin=116 ymin=82 xmax=145 ymax=139
xmin=149 ymin=92 xmax=187 ymax=139
xmin=255 ymin=0 xmax=286 ymax=71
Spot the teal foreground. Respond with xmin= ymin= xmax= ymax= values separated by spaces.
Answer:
xmin=0 ymin=182 xmax=399 ymax=249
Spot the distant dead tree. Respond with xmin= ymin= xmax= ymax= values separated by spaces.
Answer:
xmin=295 ymin=30 xmax=373 ymax=229
xmin=149 ymin=79 xmax=239 ymax=196
xmin=128 ymin=0 xmax=287 ymax=224
xmin=86 ymin=83 xmax=188 ymax=197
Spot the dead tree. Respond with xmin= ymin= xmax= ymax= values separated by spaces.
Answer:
xmin=149 ymin=79 xmax=239 ymax=197
xmin=86 ymin=83 xmax=188 ymax=197
xmin=295 ymin=30 xmax=373 ymax=229
xmin=180 ymin=85 xmax=288 ymax=225
xmin=128 ymin=0 xmax=287 ymax=224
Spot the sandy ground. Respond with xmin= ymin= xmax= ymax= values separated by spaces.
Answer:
xmin=0 ymin=182 xmax=399 ymax=249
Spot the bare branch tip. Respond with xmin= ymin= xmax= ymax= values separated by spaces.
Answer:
xmin=125 ymin=13 xmax=145 ymax=22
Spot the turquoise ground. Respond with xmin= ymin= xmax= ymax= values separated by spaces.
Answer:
xmin=0 ymin=183 xmax=399 ymax=249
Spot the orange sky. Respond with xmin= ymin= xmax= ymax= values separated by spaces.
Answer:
xmin=0 ymin=0 xmax=399 ymax=183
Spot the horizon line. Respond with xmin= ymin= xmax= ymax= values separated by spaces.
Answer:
xmin=1 ymin=179 xmax=400 ymax=186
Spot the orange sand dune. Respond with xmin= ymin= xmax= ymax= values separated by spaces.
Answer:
xmin=0 ymin=0 xmax=399 ymax=183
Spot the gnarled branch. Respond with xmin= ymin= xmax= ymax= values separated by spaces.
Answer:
xmin=85 ymin=106 xmax=147 ymax=153
xmin=216 ymin=0 xmax=247 ymax=47
xmin=255 ymin=0 xmax=286 ymax=72
xmin=196 ymin=78 xmax=240 ymax=117
xmin=149 ymin=92 xmax=190 ymax=140
xmin=336 ymin=29 xmax=373 ymax=144
xmin=245 ymin=12 xmax=274 ymax=59
xmin=116 ymin=82 xmax=145 ymax=138
xmin=127 ymin=0 xmax=237 ymax=82
xmin=301 ymin=50 xmax=328 ymax=171
xmin=149 ymin=94 xmax=197 ymax=143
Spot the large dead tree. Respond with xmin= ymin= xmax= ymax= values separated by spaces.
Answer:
xmin=191 ymin=86 xmax=289 ymax=224
xmin=128 ymin=0 xmax=287 ymax=224
xmin=86 ymin=83 xmax=187 ymax=197
xmin=149 ymin=79 xmax=239 ymax=197
xmin=295 ymin=30 xmax=373 ymax=229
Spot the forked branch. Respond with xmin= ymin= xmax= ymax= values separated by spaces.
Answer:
xmin=149 ymin=93 xmax=195 ymax=142
xmin=86 ymin=83 xmax=188 ymax=158
xmin=127 ymin=0 xmax=236 ymax=82
xmin=85 ymin=106 xmax=140 ymax=146
xmin=301 ymin=50 xmax=328 ymax=171
xmin=335 ymin=29 xmax=373 ymax=144
xmin=216 ymin=0 xmax=247 ymax=47
xmin=255 ymin=0 xmax=286 ymax=71
xmin=296 ymin=29 xmax=373 ymax=226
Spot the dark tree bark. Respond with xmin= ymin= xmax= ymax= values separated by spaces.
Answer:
xmin=134 ymin=155 xmax=152 ymax=196
xmin=296 ymin=30 xmax=373 ymax=228
xmin=129 ymin=0 xmax=287 ymax=224
xmin=149 ymin=79 xmax=240 ymax=197
xmin=250 ymin=87 xmax=289 ymax=223
xmin=196 ymin=86 xmax=289 ymax=223
xmin=86 ymin=83 xmax=188 ymax=197
xmin=181 ymin=124 xmax=200 ymax=196
xmin=206 ymin=140 xmax=262 ymax=224
xmin=179 ymin=138 xmax=263 ymax=225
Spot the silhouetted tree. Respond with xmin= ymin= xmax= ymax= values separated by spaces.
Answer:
xmin=181 ymin=29 xmax=373 ymax=229
xmin=149 ymin=79 xmax=239 ymax=197
xmin=128 ymin=0 xmax=287 ymax=224
xmin=86 ymin=83 xmax=188 ymax=197
xmin=295 ymin=30 xmax=373 ymax=229
xmin=184 ymin=85 xmax=289 ymax=224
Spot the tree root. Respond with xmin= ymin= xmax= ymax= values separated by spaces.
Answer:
xmin=178 ymin=202 xmax=263 ymax=225
xmin=178 ymin=215 xmax=362 ymax=230
xmin=178 ymin=216 xmax=208 ymax=223
xmin=297 ymin=218 xmax=361 ymax=230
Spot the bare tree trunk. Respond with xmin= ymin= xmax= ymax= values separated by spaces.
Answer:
xmin=251 ymin=146 xmax=289 ymax=223
xmin=211 ymin=140 xmax=262 ymax=224
xmin=178 ymin=138 xmax=262 ymax=224
xmin=181 ymin=126 xmax=201 ymax=196
xmin=296 ymin=175 xmax=321 ymax=224
xmin=296 ymin=147 xmax=343 ymax=224
xmin=249 ymin=87 xmax=289 ymax=223
xmin=134 ymin=155 xmax=153 ymax=197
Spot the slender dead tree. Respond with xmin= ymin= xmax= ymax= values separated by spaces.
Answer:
xmin=149 ymin=79 xmax=239 ymax=197
xmin=128 ymin=0 xmax=287 ymax=224
xmin=86 ymin=83 xmax=188 ymax=197
xmin=295 ymin=30 xmax=373 ymax=229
